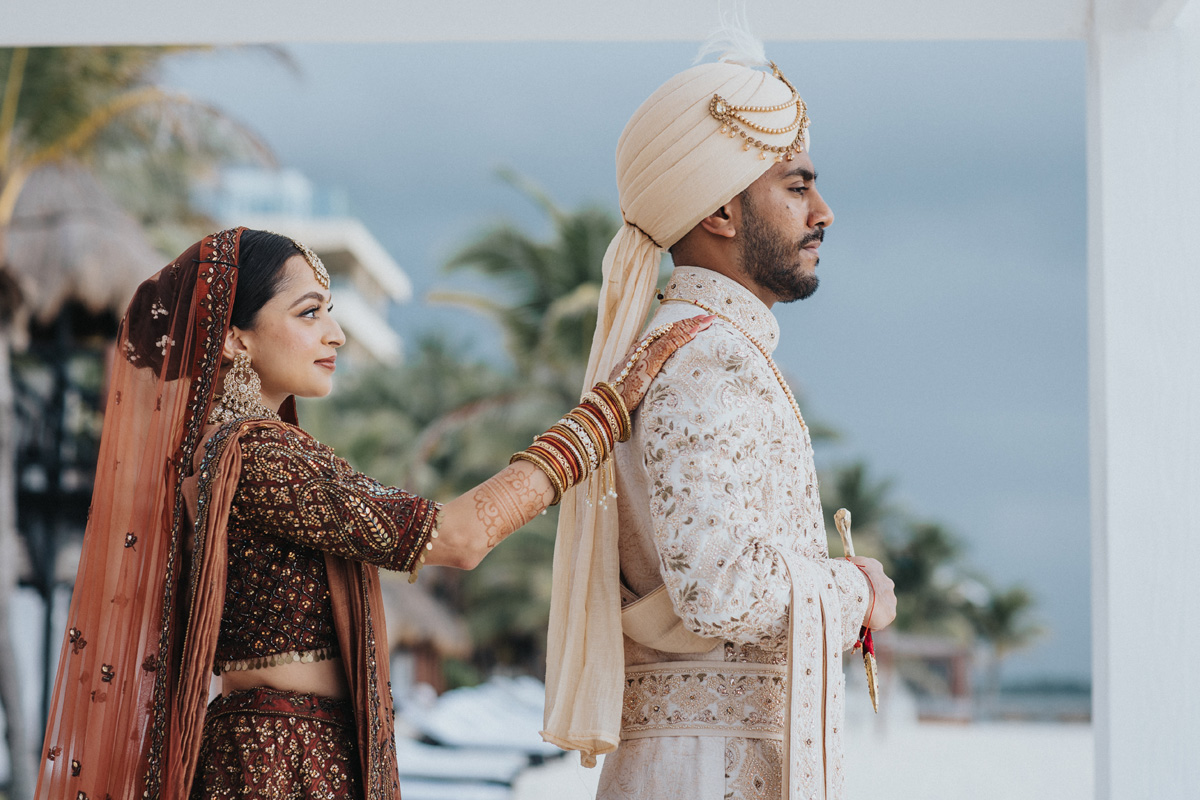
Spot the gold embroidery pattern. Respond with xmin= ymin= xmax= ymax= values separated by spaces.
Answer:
xmin=215 ymin=645 xmax=337 ymax=674
xmin=725 ymin=738 xmax=784 ymax=800
xmin=621 ymin=662 xmax=786 ymax=740
xmin=234 ymin=425 xmax=439 ymax=573
xmin=193 ymin=420 xmax=409 ymax=797
xmin=607 ymin=267 xmax=871 ymax=799
xmin=145 ymin=227 xmax=240 ymax=798
xmin=191 ymin=419 xmax=343 ymax=679
xmin=598 ymin=737 xmax=782 ymax=800
xmin=194 ymin=422 xmax=438 ymax=674
xmin=190 ymin=687 xmax=361 ymax=799
xmin=362 ymin=573 xmax=399 ymax=800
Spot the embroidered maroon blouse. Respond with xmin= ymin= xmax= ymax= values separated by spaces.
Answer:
xmin=213 ymin=424 xmax=439 ymax=671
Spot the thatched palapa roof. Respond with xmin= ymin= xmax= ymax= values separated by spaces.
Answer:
xmin=380 ymin=573 xmax=472 ymax=659
xmin=7 ymin=162 xmax=162 ymax=324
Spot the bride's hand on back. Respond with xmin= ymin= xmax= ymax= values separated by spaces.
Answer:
xmin=609 ymin=315 xmax=715 ymax=412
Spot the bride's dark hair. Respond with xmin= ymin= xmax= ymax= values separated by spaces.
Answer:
xmin=230 ymin=230 xmax=303 ymax=330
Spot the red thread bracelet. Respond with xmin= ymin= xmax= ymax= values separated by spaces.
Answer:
xmin=849 ymin=561 xmax=876 ymax=639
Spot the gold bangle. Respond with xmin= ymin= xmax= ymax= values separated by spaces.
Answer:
xmin=568 ymin=409 xmax=610 ymax=460
xmin=534 ymin=447 xmax=568 ymax=502
xmin=576 ymin=405 xmax=615 ymax=454
xmin=581 ymin=391 xmax=620 ymax=448
xmin=529 ymin=442 xmax=570 ymax=489
xmin=595 ymin=381 xmax=632 ymax=442
xmin=540 ymin=430 xmax=586 ymax=484
xmin=569 ymin=405 xmax=610 ymax=450
xmin=532 ymin=438 xmax=578 ymax=489
xmin=510 ymin=450 xmax=564 ymax=505
xmin=555 ymin=421 xmax=598 ymax=474
xmin=590 ymin=383 xmax=624 ymax=439
xmin=560 ymin=418 xmax=600 ymax=470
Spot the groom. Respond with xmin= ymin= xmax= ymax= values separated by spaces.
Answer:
xmin=543 ymin=43 xmax=897 ymax=800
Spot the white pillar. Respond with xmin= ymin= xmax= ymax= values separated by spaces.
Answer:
xmin=1089 ymin=2 xmax=1200 ymax=797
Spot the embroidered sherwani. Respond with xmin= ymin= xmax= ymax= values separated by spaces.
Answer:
xmin=597 ymin=267 xmax=868 ymax=800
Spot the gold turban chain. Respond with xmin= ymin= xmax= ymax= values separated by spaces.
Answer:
xmin=708 ymin=63 xmax=809 ymax=162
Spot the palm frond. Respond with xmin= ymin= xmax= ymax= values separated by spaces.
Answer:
xmin=495 ymin=166 xmax=563 ymax=225
xmin=0 ymin=48 xmax=30 ymax=172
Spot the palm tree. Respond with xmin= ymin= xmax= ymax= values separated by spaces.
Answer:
xmin=885 ymin=521 xmax=973 ymax=636
xmin=0 ymin=46 xmax=269 ymax=797
xmin=967 ymin=583 xmax=1043 ymax=713
xmin=431 ymin=170 xmax=619 ymax=402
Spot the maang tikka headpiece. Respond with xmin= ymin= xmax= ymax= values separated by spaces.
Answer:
xmin=708 ymin=62 xmax=809 ymax=163
xmin=288 ymin=236 xmax=331 ymax=290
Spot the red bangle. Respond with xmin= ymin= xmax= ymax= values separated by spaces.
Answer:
xmin=528 ymin=442 xmax=569 ymax=488
xmin=580 ymin=398 xmax=618 ymax=450
xmin=570 ymin=407 xmax=612 ymax=455
xmin=535 ymin=435 xmax=581 ymax=485
xmin=540 ymin=431 xmax=584 ymax=483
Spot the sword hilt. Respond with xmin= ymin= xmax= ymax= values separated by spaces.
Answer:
xmin=834 ymin=508 xmax=855 ymax=558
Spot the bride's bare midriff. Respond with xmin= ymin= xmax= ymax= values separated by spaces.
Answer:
xmin=219 ymin=656 xmax=350 ymax=700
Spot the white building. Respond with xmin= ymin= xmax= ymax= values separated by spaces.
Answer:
xmin=200 ymin=167 xmax=411 ymax=366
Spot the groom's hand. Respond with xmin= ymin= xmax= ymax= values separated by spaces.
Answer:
xmin=848 ymin=556 xmax=897 ymax=631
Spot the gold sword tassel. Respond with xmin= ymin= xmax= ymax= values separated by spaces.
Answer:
xmin=834 ymin=508 xmax=879 ymax=713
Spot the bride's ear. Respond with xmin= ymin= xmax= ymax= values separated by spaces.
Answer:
xmin=221 ymin=328 xmax=250 ymax=363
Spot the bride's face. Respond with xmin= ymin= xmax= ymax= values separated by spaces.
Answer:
xmin=225 ymin=255 xmax=344 ymax=409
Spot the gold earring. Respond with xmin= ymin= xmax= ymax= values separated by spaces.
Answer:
xmin=207 ymin=352 xmax=281 ymax=424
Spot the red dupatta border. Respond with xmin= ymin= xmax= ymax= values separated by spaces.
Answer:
xmin=142 ymin=227 xmax=243 ymax=798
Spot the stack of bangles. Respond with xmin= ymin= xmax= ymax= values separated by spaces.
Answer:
xmin=510 ymin=381 xmax=632 ymax=505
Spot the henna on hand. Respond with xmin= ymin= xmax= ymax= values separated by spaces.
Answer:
xmin=611 ymin=315 xmax=714 ymax=411
xmin=471 ymin=463 xmax=553 ymax=549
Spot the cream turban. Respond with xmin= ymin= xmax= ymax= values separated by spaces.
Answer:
xmin=542 ymin=57 xmax=810 ymax=764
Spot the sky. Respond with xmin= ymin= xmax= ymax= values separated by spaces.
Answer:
xmin=159 ymin=39 xmax=1090 ymax=682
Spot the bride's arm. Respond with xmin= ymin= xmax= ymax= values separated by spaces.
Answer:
xmin=426 ymin=314 xmax=713 ymax=570
xmin=428 ymin=461 xmax=554 ymax=569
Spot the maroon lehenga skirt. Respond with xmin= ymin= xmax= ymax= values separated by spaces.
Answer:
xmin=190 ymin=687 xmax=363 ymax=799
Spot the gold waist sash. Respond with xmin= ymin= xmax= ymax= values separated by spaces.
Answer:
xmin=620 ymin=660 xmax=787 ymax=740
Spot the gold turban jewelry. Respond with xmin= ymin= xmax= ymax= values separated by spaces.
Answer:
xmin=709 ymin=63 xmax=810 ymax=162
